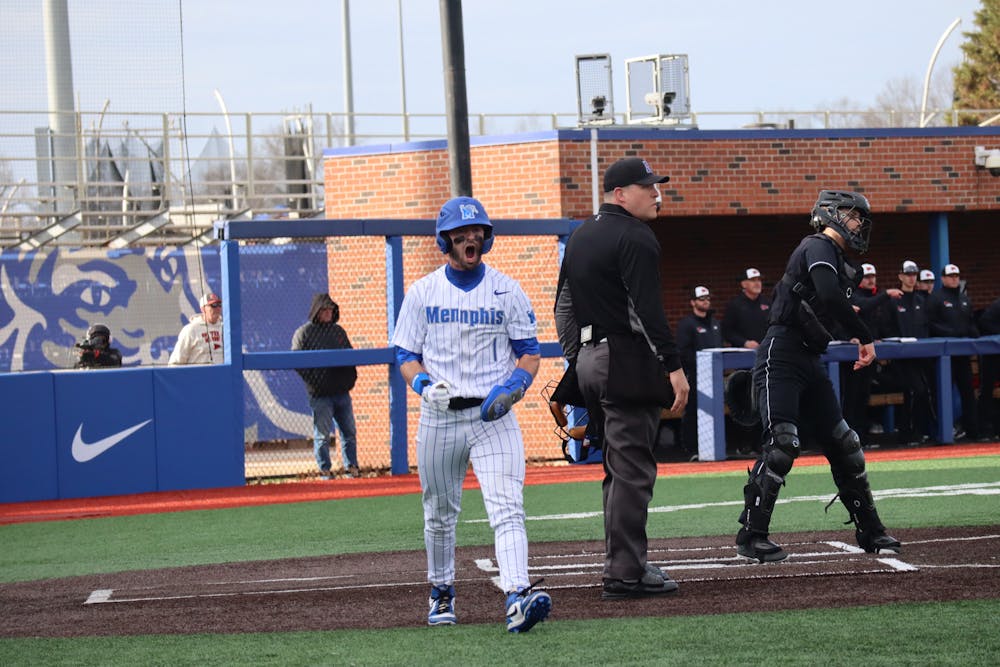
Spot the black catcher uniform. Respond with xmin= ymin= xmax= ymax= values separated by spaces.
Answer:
xmin=736 ymin=191 xmax=901 ymax=562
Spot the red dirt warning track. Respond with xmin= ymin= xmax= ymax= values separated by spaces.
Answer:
xmin=1 ymin=442 xmax=998 ymax=525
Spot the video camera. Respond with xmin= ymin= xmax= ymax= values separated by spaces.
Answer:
xmin=74 ymin=338 xmax=104 ymax=367
xmin=74 ymin=324 xmax=119 ymax=368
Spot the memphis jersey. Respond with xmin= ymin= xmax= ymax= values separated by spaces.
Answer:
xmin=392 ymin=264 xmax=537 ymax=397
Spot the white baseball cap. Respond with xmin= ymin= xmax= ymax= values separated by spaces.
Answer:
xmin=943 ymin=263 xmax=960 ymax=276
xmin=919 ymin=269 xmax=935 ymax=281
xmin=743 ymin=267 xmax=761 ymax=280
xmin=901 ymin=260 xmax=919 ymax=274
xmin=861 ymin=263 xmax=876 ymax=276
xmin=692 ymin=285 xmax=711 ymax=299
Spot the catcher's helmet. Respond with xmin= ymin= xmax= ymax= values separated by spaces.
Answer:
xmin=810 ymin=190 xmax=872 ymax=253
xmin=724 ymin=369 xmax=760 ymax=428
xmin=435 ymin=196 xmax=494 ymax=254
xmin=86 ymin=323 xmax=111 ymax=347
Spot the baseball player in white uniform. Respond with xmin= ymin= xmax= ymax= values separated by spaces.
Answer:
xmin=391 ymin=196 xmax=552 ymax=633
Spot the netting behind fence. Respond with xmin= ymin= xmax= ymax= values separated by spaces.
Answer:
xmin=233 ymin=230 xmax=570 ymax=480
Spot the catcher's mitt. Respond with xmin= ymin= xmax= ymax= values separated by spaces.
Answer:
xmin=724 ymin=369 xmax=760 ymax=427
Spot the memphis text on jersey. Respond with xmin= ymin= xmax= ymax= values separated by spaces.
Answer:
xmin=425 ymin=306 xmax=505 ymax=326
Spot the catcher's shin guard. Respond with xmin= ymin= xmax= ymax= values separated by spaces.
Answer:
xmin=835 ymin=483 xmax=902 ymax=554
xmin=736 ymin=463 xmax=788 ymax=562
xmin=736 ymin=423 xmax=799 ymax=562
xmin=824 ymin=419 xmax=901 ymax=553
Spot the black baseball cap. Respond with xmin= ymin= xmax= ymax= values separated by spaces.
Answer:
xmin=603 ymin=157 xmax=670 ymax=192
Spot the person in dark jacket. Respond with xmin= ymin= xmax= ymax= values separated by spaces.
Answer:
xmin=722 ymin=267 xmax=772 ymax=454
xmin=722 ymin=267 xmax=771 ymax=349
xmin=975 ymin=295 xmax=1000 ymax=439
xmin=292 ymin=293 xmax=360 ymax=478
xmin=676 ymin=285 xmax=723 ymax=459
xmin=881 ymin=260 xmax=934 ymax=443
xmin=840 ymin=263 xmax=901 ymax=446
xmin=926 ymin=263 xmax=980 ymax=440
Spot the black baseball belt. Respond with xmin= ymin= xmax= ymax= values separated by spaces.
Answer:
xmin=448 ymin=397 xmax=484 ymax=410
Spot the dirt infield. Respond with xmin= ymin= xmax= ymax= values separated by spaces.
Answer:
xmin=1 ymin=525 xmax=997 ymax=637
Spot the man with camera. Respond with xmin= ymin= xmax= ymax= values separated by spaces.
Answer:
xmin=73 ymin=323 xmax=123 ymax=369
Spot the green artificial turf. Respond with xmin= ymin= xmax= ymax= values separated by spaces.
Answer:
xmin=2 ymin=599 xmax=997 ymax=666
xmin=1 ymin=456 xmax=997 ymax=584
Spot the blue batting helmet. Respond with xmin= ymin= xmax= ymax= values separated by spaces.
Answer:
xmin=435 ymin=196 xmax=494 ymax=254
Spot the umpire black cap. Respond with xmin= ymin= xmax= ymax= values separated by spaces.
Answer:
xmin=603 ymin=158 xmax=669 ymax=192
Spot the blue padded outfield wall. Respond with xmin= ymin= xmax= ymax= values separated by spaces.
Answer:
xmin=0 ymin=364 xmax=243 ymax=502
xmin=0 ymin=243 xmax=341 ymax=502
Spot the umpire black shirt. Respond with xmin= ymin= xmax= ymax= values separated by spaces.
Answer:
xmin=557 ymin=203 xmax=681 ymax=372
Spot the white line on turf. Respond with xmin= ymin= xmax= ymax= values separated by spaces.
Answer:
xmin=463 ymin=482 xmax=1000 ymax=524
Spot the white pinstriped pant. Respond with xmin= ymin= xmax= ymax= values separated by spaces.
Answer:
xmin=417 ymin=404 xmax=529 ymax=594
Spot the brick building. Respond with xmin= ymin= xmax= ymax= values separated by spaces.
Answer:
xmin=321 ymin=126 xmax=1000 ymax=466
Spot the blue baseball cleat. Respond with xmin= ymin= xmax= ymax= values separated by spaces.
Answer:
xmin=505 ymin=580 xmax=551 ymax=633
xmin=428 ymin=584 xmax=457 ymax=626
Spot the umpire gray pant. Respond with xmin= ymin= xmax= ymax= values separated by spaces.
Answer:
xmin=577 ymin=341 xmax=661 ymax=582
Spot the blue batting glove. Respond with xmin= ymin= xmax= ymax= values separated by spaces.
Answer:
xmin=411 ymin=372 xmax=431 ymax=395
xmin=481 ymin=368 xmax=533 ymax=422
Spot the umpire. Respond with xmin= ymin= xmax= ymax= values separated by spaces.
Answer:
xmin=736 ymin=190 xmax=900 ymax=563
xmin=555 ymin=156 xmax=689 ymax=599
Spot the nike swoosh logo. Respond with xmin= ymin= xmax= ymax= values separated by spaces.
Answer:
xmin=494 ymin=290 xmax=510 ymax=296
xmin=72 ymin=420 xmax=152 ymax=463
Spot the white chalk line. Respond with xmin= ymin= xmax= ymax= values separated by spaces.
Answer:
xmin=84 ymin=539 xmax=926 ymax=605
xmin=463 ymin=482 xmax=1000 ymax=524
xmin=86 ymin=532 xmax=999 ymax=604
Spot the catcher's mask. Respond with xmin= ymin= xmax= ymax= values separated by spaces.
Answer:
xmin=724 ymin=369 xmax=760 ymax=427
xmin=809 ymin=190 xmax=872 ymax=254
xmin=540 ymin=379 xmax=602 ymax=463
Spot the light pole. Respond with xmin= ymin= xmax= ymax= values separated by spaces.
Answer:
xmin=398 ymin=0 xmax=409 ymax=141
xmin=342 ymin=0 xmax=355 ymax=146
xmin=212 ymin=89 xmax=239 ymax=210
xmin=920 ymin=17 xmax=962 ymax=128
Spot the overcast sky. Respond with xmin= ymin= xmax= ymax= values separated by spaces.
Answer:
xmin=1 ymin=0 xmax=985 ymax=132
xmin=179 ymin=0 xmax=981 ymax=126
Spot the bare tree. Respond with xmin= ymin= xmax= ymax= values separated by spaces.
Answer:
xmin=818 ymin=72 xmax=955 ymax=128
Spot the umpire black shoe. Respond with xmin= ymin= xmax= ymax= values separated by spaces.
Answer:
xmin=856 ymin=528 xmax=902 ymax=554
xmin=602 ymin=569 xmax=678 ymax=599
xmin=736 ymin=528 xmax=788 ymax=563
xmin=643 ymin=562 xmax=680 ymax=593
